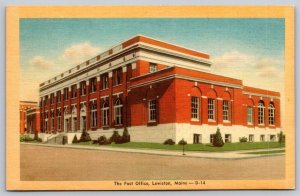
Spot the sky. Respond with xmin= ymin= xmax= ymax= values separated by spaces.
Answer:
xmin=20 ymin=18 xmax=285 ymax=102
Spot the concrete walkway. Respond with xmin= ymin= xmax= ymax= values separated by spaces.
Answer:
xmin=21 ymin=142 xmax=285 ymax=160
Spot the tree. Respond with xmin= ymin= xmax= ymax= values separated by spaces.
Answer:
xmin=72 ymin=134 xmax=79 ymax=143
xmin=79 ymin=129 xmax=91 ymax=142
xmin=109 ymin=131 xmax=122 ymax=144
xmin=178 ymin=139 xmax=187 ymax=155
xmin=121 ymin=127 xmax=130 ymax=143
xmin=278 ymin=131 xmax=285 ymax=145
xmin=213 ymin=127 xmax=224 ymax=147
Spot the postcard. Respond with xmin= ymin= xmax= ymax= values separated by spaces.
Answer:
xmin=6 ymin=6 xmax=295 ymax=190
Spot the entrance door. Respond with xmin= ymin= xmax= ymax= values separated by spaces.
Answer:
xmin=72 ymin=117 xmax=77 ymax=132
xmin=193 ymin=134 xmax=202 ymax=144
xmin=80 ymin=116 xmax=86 ymax=131
xmin=64 ymin=119 xmax=69 ymax=133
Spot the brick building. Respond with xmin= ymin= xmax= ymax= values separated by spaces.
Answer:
xmin=20 ymin=101 xmax=38 ymax=134
xmin=39 ymin=35 xmax=281 ymax=144
xmin=26 ymin=107 xmax=40 ymax=134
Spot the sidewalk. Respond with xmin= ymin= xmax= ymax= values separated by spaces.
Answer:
xmin=21 ymin=142 xmax=285 ymax=160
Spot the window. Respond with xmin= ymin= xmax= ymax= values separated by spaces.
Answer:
xmin=101 ymin=73 xmax=109 ymax=89
xmin=50 ymin=93 xmax=54 ymax=105
xmin=193 ymin=134 xmax=202 ymax=144
xmin=44 ymin=96 xmax=48 ymax=106
xmin=208 ymin=98 xmax=215 ymax=121
xmin=210 ymin=134 xmax=215 ymax=144
xmin=90 ymin=77 xmax=97 ymax=93
xmin=258 ymin=101 xmax=265 ymax=125
xmin=90 ymin=100 xmax=97 ymax=128
xmin=50 ymin=110 xmax=54 ymax=130
xmin=114 ymin=68 xmax=122 ymax=86
xmin=44 ymin=112 xmax=48 ymax=132
xmin=63 ymin=88 xmax=69 ymax=100
xmin=270 ymin=135 xmax=276 ymax=141
xmin=260 ymin=135 xmax=265 ymax=142
xmin=56 ymin=91 xmax=61 ymax=103
xmin=114 ymin=99 xmax=123 ymax=125
xmin=57 ymin=109 xmax=62 ymax=131
xmin=249 ymin=134 xmax=254 ymax=142
xmin=225 ymin=134 xmax=231 ymax=143
xmin=247 ymin=107 xmax=253 ymax=124
xmin=101 ymin=100 xmax=109 ymax=126
xmin=268 ymin=103 xmax=275 ymax=125
xmin=149 ymin=100 xmax=157 ymax=122
xmin=71 ymin=84 xmax=77 ymax=98
xmin=222 ymin=100 xmax=230 ymax=121
xmin=191 ymin=96 xmax=199 ymax=120
xmin=149 ymin=63 xmax=158 ymax=73
xmin=80 ymin=81 xmax=86 ymax=96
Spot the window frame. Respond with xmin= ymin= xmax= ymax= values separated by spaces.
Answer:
xmin=71 ymin=84 xmax=77 ymax=98
xmin=148 ymin=99 xmax=157 ymax=122
xmin=101 ymin=100 xmax=109 ymax=126
xmin=222 ymin=100 xmax=230 ymax=122
xmin=208 ymin=98 xmax=215 ymax=121
xmin=247 ymin=106 xmax=253 ymax=125
xmin=225 ymin=134 xmax=232 ymax=143
xmin=90 ymin=78 xmax=97 ymax=93
xmin=268 ymin=103 xmax=275 ymax=125
xmin=191 ymin=96 xmax=200 ymax=120
xmin=102 ymin=74 xmax=109 ymax=90
xmin=63 ymin=88 xmax=69 ymax=101
xmin=149 ymin=62 xmax=158 ymax=73
xmin=258 ymin=101 xmax=265 ymax=125
xmin=114 ymin=99 xmax=123 ymax=125
xmin=80 ymin=82 xmax=86 ymax=96
xmin=90 ymin=100 xmax=97 ymax=128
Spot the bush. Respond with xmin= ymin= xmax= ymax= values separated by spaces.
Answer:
xmin=92 ymin=140 xmax=98 ymax=144
xmin=20 ymin=134 xmax=34 ymax=142
xmin=37 ymin=138 xmax=43 ymax=142
xmin=164 ymin=139 xmax=175 ymax=145
xmin=79 ymin=129 xmax=91 ymax=142
xmin=98 ymin=135 xmax=110 ymax=145
xmin=109 ymin=131 xmax=122 ymax=144
xmin=278 ymin=131 xmax=285 ymax=144
xmin=72 ymin=135 xmax=79 ymax=144
xmin=178 ymin=139 xmax=187 ymax=145
xmin=213 ymin=127 xmax=224 ymax=147
xmin=121 ymin=127 xmax=130 ymax=143
xmin=62 ymin=136 xmax=68 ymax=145
xmin=239 ymin=137 xmax=248 ymax=142
xmin=34 ymin=131 xmax=39 ymax=140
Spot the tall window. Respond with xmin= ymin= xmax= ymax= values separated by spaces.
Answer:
xmin=44 ymin=96 xmax=48 ymax=106
xmin=90 ymin=77 xmax=97 ymax=93
xmin=90 ymin=100 xmax=97 ymax=128
xmin=222 ymin=100 xmax=230 ymax=121
xmin=268 ymin=103 xmax=275 ymax=125
xmin=57 ymin=109 xmax=62 ymax=131
xmin=56 ymin=91 xmax=61 ymax=103
xmin=50 ymin=110 xmax=54 ymax=130
xmin=149 ymin=63 xmax=158 ymax=73
xmin=50 ymin=93 xmax=54 ymax=105
xmin=258 ymin=101 xmax=265 ymax=125
xmin=114 ymin=68 xmax=122 ymax=86
xmin=63 ymin=88 xmax=69 ymax=100
xmin=149 ymin=100 xmax=157 ymax=122
xmin=114 ymin=99 xmax=123 ymax=125
xmin=247 ymin=107 xmax=253 ymax=124
xmin=44 ymin=112 xmax=48 ymax=132
xmin=208 ymin=98 xmax=215 ymax=121
xmin=80 ymin=81 xmax=86 ymax=96
xmin=102 ymin=100 xmax=109 ymax=126
xmin=191 ymin=96 xmax=199 ymax=120
xmin=71 ymin=84 xmax=77 ymax=98
xmin=102 ymin=73 xmax=109 ymax=89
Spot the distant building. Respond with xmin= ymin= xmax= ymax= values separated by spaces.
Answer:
xmin=19 ymin=101 xmax=38 ymax=134
xmin=39 ymin=35 xmax=281 ymax=144
xmin=26 ymin=107 xmax=40 ymax=134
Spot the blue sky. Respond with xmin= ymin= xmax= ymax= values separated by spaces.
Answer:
xmin=20 ymin=18 xmax=285 ymax=101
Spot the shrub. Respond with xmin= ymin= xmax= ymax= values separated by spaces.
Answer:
xmin=213 ymin=127 xmax=224 ymax=147
xmin=37 ymin=138 xmax=43 ymax=142
xmin=121 ymin=127 xmax=130 ymax=143
xmin=278 ymin=131 xmax=285 ymax=144
xmin=62 ymin=136 xmax=68 ymax=145
xmin=98 ymin=135 xmax=110 ymax=145
xmin=178 ymin=139 xmax=187 ymax=145
xmin=34 ymin=131 xmax=39 ymax=141
xmin=21 ymin=134 xmax=34 ymax=142
xmin=109 ymin=131 xmax=122 ymax=144
xmin=239 ymin=137 xmax=248 ymax=142
xmin=92 ymin=140 xmax=99 ymax=144
xmin=164 ymin=139 xmax=175 ymax=145
xmin=72 ymin=135 xmax=79 ymax=144
xmin=79 ymin=129 xmax=91 ymax=142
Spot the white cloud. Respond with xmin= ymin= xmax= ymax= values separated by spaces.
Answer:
xmin=61 ymin=42 xmax=100 ymax=65
xmin=29 ymin=56 xmax=54 ymax=69
xmin=211 ymin=50 xmax=284 ymax=93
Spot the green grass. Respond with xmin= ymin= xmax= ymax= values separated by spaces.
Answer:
xmin=243 ymin=150 xmax=285 ymax=154
xmin=73 ymin=141 xmax=285 ymax=152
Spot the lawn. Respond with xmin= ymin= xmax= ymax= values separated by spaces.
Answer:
xmin=242 ymin=150 xmax=285 ymax=155
xmin=73 ymin=141 xmax=285 ymax=152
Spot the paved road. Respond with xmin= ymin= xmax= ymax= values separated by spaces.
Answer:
xmin=21 ymin=144 xmax=285 ymax=181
